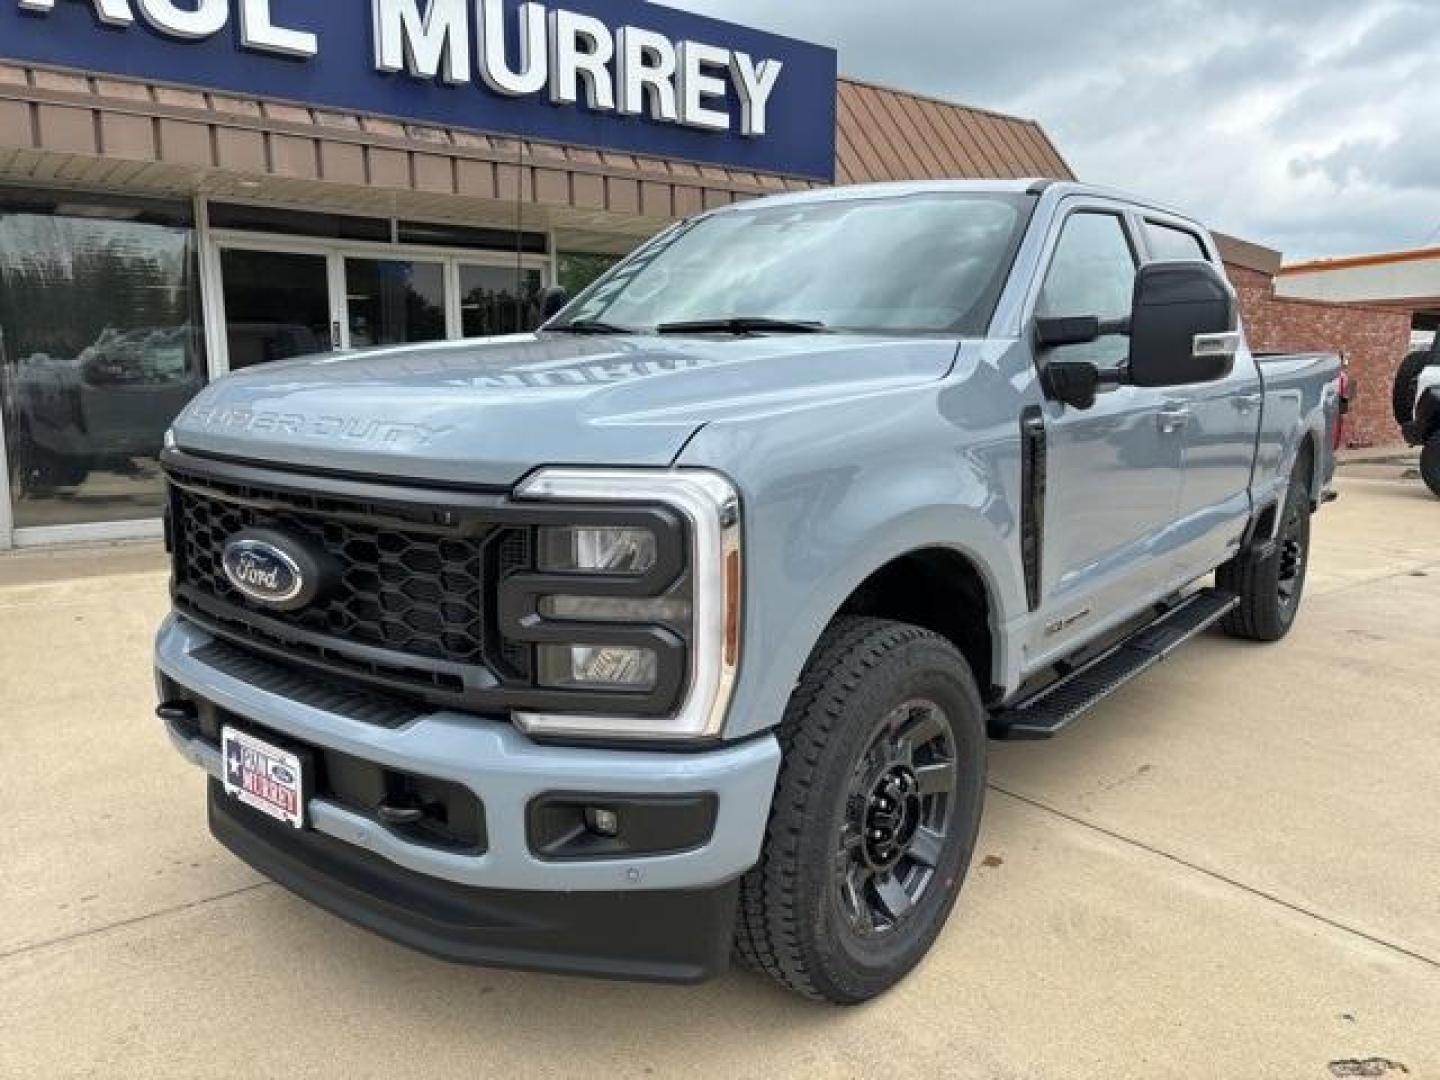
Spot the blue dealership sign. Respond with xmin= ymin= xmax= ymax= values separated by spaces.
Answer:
xmin=1 ymin=0 xmax=838 ymax=180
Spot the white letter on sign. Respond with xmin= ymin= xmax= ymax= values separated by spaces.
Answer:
xmin=17 ymin=0 xmax=134 ymax=26
xmin=730 ymin=53 xmax=782 ymax=137
xmin=136 ymin=0 xmax=227 ymax=39
xmin=239 ymin=0 xmax=317 ymax=59
xmin=477 ymin=0 xmax=547 ymax=97
xmin=548 ymin=9 xmax=615 ymax=111
xmin=616 ymin=26 xmax=677 ymax=123
xmin=373 ymin=0 xmax=470 ymax=85
xmin=677 ymin=41 xmax=730 ymax=132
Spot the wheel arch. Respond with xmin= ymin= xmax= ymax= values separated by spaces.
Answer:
xmin=833 ymin=546 xmax=1000 ymax=704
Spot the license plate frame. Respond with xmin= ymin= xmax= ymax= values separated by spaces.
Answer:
xmin=221 ymin=726 xmax=308 ymax=830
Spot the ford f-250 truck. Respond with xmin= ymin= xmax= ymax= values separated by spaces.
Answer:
xmin=155 ymin=180 xmax=1343 ymax=1004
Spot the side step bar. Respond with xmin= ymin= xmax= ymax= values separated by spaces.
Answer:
xmin=990 ymin=588 xmax=1239 ymax=741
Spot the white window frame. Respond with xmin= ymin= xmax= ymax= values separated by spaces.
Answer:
xmin=206 ymin=230 xmax=551 ymax=372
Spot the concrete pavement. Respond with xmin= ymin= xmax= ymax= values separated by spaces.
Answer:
xmin=1 ymin=472 xmax=1437 ymax=1079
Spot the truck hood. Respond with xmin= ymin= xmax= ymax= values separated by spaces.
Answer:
xmin=172 ymin=333 xmax=960 ymax=486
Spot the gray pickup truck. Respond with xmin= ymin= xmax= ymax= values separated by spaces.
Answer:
xmin=155 ymin=180 xmax=1343 ymax=1003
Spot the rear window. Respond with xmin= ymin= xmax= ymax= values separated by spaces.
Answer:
xmin=1145 ymin=222 xmax=1210 ymax=263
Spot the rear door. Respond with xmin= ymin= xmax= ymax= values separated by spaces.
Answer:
xmin=1025 ymin=203 xmax=1185 ymax=665
xmin=1140 ymin=218 xmax=1264 ymax=586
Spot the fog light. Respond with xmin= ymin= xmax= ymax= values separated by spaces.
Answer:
xmin=584 ymin=807 xmax=620 ymax=837
xmin=538 ymin=644 xmax=658 ymax=690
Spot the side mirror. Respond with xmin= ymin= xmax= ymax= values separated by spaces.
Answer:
xmin=539 ymin=286 xmax=570 ymax=322
xmin=1036 ymin=315 xmax=1100 ymax=349
xmin=1127 ymin=261 xmax=1239 ymax=388
xmin=1035 ymin=315 xmax=1133 ymax=409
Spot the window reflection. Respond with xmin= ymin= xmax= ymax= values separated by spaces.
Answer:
xmin=346 ymin=259 xmax=445 ymax=348
xmin=222 ymin=249 xmax=332 ymax=369
xmin=460 ymin=265 xmax=543 ymax=338
xmin=0 ymin=200 xmax=205 ymax=529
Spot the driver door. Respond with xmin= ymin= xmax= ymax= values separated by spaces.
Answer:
xmin=1025 ymin=206 xmax=1186 ymax=667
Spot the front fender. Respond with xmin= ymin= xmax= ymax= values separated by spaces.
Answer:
xmin=678 ymin=350 xmax=1032 ymax=740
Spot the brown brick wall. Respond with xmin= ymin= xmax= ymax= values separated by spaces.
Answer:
xmin=1226 ymin=263 xmax=1412 ymax=449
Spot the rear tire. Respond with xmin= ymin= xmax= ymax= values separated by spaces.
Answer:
xmin=734 ymin=617 xmax=986 ymax=1004
xmin=1218 ymin=468 xmax=1313 ymax=642
xmin=1421 ymin=437 xmax=1440 ymax=499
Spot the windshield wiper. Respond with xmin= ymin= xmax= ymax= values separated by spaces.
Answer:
xmin=655 ymin=317 xmax=830 ymax=336
xmin=546 ymin=319 xmax=636 ymax=335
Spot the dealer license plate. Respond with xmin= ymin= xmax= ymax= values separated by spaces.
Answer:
xmin=222 ymin=727 xmax=306 ymax=829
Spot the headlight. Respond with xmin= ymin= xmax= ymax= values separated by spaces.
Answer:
xmin=538 ymin=526 xmax=658 ymax=574
xmin=508 ymin=468 xmax=742 ymax=742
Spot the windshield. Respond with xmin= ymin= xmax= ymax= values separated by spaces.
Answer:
xmin=556 ymin=192 xmax=1033 ymax=335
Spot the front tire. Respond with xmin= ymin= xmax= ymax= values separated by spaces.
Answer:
xmin=734 ymin=617 xmax=987 ymax=1004
xmin=1421 ymin=436 xmax=1440 ymax=499
xmin=1218 ymin=468 xmax=1313 ymax=642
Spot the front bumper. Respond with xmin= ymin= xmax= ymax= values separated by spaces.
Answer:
xmin=207 ymin=780 xmax=741 ymax=982
xmin=156 ymin=615 xmax=780 ymax=980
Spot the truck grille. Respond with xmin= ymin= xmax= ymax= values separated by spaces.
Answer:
xmin=177 ymin=485 xmax=489 ymax=664
xmin=166 ymin=457 xmax=533 ymax=706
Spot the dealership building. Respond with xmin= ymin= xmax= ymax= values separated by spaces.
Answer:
xmin=0 ymin=0 xmax=1083 ymax=549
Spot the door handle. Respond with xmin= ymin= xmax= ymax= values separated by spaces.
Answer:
xmin=1234 ymin=393 xmax=1263 ymax=414
xmin=1157 ymin=404 xmax=1192 ymax=434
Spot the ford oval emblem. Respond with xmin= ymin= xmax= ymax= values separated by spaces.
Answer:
xmin=270 ymin=764 xmax=297 ymax=785
xmin=222 ymin=535 xmax=306 ymax=608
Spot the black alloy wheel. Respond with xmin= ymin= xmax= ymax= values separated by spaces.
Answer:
xmin=1219 ymin=466 xmax=1314 ymax=642
xmin=836 ymin=700 xmax=957 ymax=937
xmin=1275 ymin=495 xmax=1309 ymax=618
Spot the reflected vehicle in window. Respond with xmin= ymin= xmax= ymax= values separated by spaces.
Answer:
xmin=3 ymin=325 xmax=204 ymax=495
xmin=0 ymin=195 xmax=206 ymax=527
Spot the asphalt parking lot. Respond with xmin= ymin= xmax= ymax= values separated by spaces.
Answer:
xmin=2 ymin=467 xmax=1437 ymax=1079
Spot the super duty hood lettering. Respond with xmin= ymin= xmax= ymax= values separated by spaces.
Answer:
xmin=188 ymin=406 xmax=456 ymax=447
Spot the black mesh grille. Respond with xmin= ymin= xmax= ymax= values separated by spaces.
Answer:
xmin=167 ymin=464 xmax=538 ymax=694
xmin=176 ymin=486 xmax=489 ymax=664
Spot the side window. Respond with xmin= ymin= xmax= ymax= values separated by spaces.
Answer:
xmin=1145 ymin=221 xmax=1209 ymax=263
xmin=1037 ymin=212 xmax=1136 ymax=366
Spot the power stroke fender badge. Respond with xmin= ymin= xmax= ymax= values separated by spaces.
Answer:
xmin=221 ymin=529 xmax=324 ymax=612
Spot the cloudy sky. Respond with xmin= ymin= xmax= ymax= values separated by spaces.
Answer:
xmin=672 ymin=0 xmax=1438 ymax=260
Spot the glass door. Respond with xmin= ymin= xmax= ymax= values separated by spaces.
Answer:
xmin=459 ymin=264 xmax=544 ymax=338
xmin=210 ymin=230 xmax=553 ymax=376
xmin=344 ymin=258 xmax=446 ymax=348
xmin=219 ymin=248 xmax=334 ymax=369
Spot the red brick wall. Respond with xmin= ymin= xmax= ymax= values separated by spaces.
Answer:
xmin=1225 ymin=263 xmax=1412 ymax=449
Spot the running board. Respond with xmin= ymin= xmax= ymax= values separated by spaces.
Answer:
xmin=989 ymin=588 xmax=1239 ymax=741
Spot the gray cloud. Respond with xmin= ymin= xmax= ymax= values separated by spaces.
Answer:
xmin=666 ymin=0 xmax=1440 ymax=259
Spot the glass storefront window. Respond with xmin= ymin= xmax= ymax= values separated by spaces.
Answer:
xmin=346 ymin=258 xmax=446 ymax=348
xmin=460 ymin=265 xmax=543 ymax=338
xmin=0 ymin=193 xmax=205 ymax=531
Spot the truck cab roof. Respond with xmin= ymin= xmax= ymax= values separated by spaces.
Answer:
xmin=701 ymin=178 xmax=1204 ymax=230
